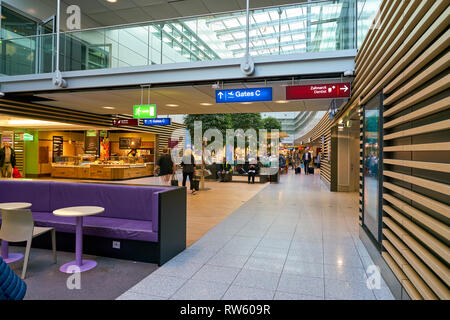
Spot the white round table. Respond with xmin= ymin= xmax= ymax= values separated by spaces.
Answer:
xmin=53 ymin=206 xmax=104 ymax=273
xmin=0 ymin=202 xmax=32 ymax=263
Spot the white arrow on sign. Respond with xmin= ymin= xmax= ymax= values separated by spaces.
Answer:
xmin=340 ymin=85 xmax=349 ymax=92
xmin=218 ymin=92 xmax=224 ymax=99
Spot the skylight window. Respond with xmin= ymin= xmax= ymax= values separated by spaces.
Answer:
xmin=224 ymin=19 xmax=240 ymax=28
xmin=253 ymin=13 xmax=271 ymax=23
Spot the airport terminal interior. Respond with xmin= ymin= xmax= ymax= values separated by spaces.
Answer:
xmin=0 ymin=0 xmax=448 ymax=302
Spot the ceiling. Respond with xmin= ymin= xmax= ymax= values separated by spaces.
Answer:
xmin=35 ymin=0 xmax=307 ymax=27
xmin=34 ymin=80 xmax=342 ymax=116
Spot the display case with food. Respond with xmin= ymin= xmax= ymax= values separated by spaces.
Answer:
xmin=51 ymin=154 xmax=154 ymax=180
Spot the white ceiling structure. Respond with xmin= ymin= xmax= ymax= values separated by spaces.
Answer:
xmin=35 ymin=80 xmax=340 ymax=116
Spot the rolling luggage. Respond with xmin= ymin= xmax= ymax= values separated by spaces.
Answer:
xmin=308 ymin=166 xmax=314 ymax=174
xmin=295 ymin=167 xmax=301 ymax=174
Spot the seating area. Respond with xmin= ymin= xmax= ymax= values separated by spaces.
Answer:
xmin=0 ymin=180 xmax=186 ymax=266
xmin=204 ymin=163 xmax=272 ymax=183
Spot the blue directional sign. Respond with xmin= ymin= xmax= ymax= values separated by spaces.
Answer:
xmin=216 ymin=87 xmax=272 ymax=103
xmin=143 ymin=118 xmax=171 ymax=126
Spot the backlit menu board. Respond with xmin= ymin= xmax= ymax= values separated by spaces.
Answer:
xmin=52 ymin=136 xmax=63 ymax=162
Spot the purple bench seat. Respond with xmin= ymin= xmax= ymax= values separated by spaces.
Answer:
xmin=0 ymin=180 xmax=168 ymax=242
xmin=32 ymin=213 xmax=157 ymax=242
xmin=0 ymin=179 xmax=187 ymax=265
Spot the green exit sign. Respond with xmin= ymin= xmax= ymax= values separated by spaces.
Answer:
xmin=133 ymin=105 xmax=156 ymax=119
xmin=23 ymin=133 xmax=34 ymax=141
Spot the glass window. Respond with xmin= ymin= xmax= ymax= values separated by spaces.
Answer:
xmin=357 ymin=0 xmax=382 ymax=48
xmin=363 ymin=93 xmax=382 ymax=242
xmin=1 ymin=6 xmax=37 ymax=39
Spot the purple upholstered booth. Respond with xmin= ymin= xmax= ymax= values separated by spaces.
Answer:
xmin=0 ymin=180 xmax=187 ymax=265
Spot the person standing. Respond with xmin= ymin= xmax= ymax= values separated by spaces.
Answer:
xmin=302 ymin=150 xmax=312 ymax=175
xmin=181 ymin=149 xmax=196 ymax=194
xmin=156 ymin=147 xmax=174 ymax=185
xmin=0 ymin=141 xmax=16 ymax=178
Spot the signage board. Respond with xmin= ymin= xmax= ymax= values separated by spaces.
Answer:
xmin=85 ymin=131 xmax=99 ymax=155
xmin=133 ymin=104 xmax=156 ymax=119
xmin=168 ymin=138 xmax=178 ymax=148
xmin=286 ymin=83 xmax=351 ymax=100
xmin=143 ymin=118 xmax=171 ymax=126
xmin=113 ymin=119 xmax=139 ymax=126
xmin=23 ymin=133 xmax=34 ymax=141
xmin=52 ymin=136 xmax=63 ymax=161
xmin=216 ymin=88 xmax=272 ymax=103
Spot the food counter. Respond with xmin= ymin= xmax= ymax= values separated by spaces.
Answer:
xmin=51 ymin=155 xmax=154 ymax=180
xmin=51 ymin=163 xmax=154 ymax=180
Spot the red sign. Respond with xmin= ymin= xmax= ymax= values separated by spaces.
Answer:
xmin=286 ymin=83 xmax=351 ymax=100
xmin=168 ymin=138 xmax=179 ymax=148
xmin=112 ymin=119 xmax=138 ymax=126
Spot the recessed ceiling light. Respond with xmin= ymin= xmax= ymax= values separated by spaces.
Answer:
xmin=106 ymin=0 xmax=117 ymax=3
xmin=275 ymin=100 xmax=289 ymax=104
xmin=166 ymin=104 xmax=179 ymax=107
xmin=103 ymin=106 xmax=115 ymax=109
xmin=200 ymin=103 xmax=213 ymax=106
xmin=241 ymin=102 xmax=253 ymax=105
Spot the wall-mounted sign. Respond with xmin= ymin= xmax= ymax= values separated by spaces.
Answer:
xmin=216 ymin=88 xmax=272 ymax=103
xmin=113 ymin=119 xmax=139 ymax=126
xmin=133 ymin=104 xmax=156 ymax=119
xmin=23 ymin=133 xmax=34 ymax=141
xmin=52 ymin=136 xmax=63 ymax=162
xmin=86 ymin=130 xmax=97 ymax=137
xmin=85 ymin=131 xmax=99 ymax=155
xmin=143 ymin=118 xmax=171 ymax=126
xmin=168 ymin=138 xmax=178 ymax=148
xmin=119 ymin=138 xmax=130 ymax=149
xmin=286 ymin=83 xmax=351 ymax=100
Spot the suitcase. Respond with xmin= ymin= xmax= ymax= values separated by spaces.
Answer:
xmin=295 ymin=167 xmax=301 ymax=174
xmin=308 ymin=166 xmax=314 ymax=174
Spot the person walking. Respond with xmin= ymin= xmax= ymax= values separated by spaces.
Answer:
xmin=155 ymin=147 xmax=174 ymax=185
xmin=181 ymin=149 xmax=197 ymax=194
xmin=302 ymin=150 xmax=312 ymax=175
xmin=0 ymin=141 xmax=16 ymax=178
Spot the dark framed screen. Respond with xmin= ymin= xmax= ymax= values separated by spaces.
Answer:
xmin=363 ymin=93 xmax=382 ymax=242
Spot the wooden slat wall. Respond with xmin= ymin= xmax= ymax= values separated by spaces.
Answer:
xmin=303 ymin=0 xmax=449 ymax=299
xmin=355 ymin=0 xmax=449 ymax=300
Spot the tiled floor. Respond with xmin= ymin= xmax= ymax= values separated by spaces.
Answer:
xmin=24 ymin=174 xmax=267 ymax=246
xmin=117 ymin=171 xmax=395 ymax=300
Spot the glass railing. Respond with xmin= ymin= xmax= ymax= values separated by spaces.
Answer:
xmin=0 ymin=0 xmax=367 ymax=77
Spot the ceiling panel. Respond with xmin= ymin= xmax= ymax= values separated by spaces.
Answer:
xmin=170 ymin=0 xmax=210 ymax=17
xmin=142 ymin=4 xmax=182 ymax=20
